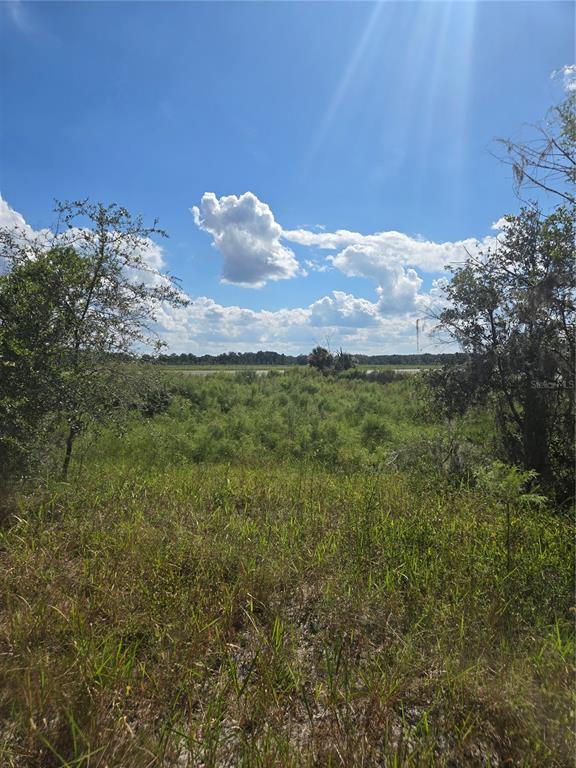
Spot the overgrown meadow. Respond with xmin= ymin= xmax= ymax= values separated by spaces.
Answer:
xmin=1 ymin=370 xmax=574 ymax=767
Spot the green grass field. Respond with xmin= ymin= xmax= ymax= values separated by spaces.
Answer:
xmin=1 ymin=371 xmax=573 ymax=767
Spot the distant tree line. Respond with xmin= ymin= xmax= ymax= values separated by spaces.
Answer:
xmin=150 ymin=351 xmax=467 ymax=367
xmin=150 ymin=351 xmax=309 ymax=366
xmin=354 ymin=352 xmax=467 ymax=366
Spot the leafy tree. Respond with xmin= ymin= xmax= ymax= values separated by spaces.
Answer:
xmin=0 ymin=201 xmax=187 ymax=480
xmin=308 ymin=346 xmax=333 ymax=373
xmin=431 ymin=206 xmax=575 ymax=501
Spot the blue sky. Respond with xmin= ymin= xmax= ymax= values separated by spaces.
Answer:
xmin=1 ymin=1 xmax=574 ymax=353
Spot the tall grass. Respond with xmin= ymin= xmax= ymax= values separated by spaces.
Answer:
xmin=85 ymin=370 xmax=491 ymax=476
xmin=0 ymin=373 xmax=573 ymax=766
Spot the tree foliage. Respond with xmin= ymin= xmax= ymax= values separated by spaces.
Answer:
xmin=429 ymin=96 xmax=576 ymax=503
xmin=308 ymin=346 xmax=334 ymax=372
xmin=0 ymin=201 xmax=188 ymax=480
xmin=155 ymin=350 xmax=462 ymax=367
xmin=307 ymin=346 xmax=357 ymax=373
xmin=430 ymin=206 xmax=575 ymax=500
xmin=333 ymin=349 xmax=356 ymax=371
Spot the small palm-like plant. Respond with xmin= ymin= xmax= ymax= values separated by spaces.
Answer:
xmin=475 ymin=461 xmax=547 ymax=573
xmin=308 ymin=346 xmax=333 ymax=373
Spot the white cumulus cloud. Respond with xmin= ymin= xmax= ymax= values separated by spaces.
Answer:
xmin=0 ymin=194 xmax=478 ymax=353
xmin=331 ymin=245 xmax=423 ymax=315
xmin=192 ymin=191 xmax=499 ymax=319
xmin=285 ymin=226 xmax=496 ymax=273
xmin=491 ymin=217 xmax=508 ymax=231
xmin=284 ymin=221 xmax=499 ymax=315
xmin=309 ymin=291 xmax=381 ymax=328
xmin=153 ymin=291 xmax=432 ymax=354
xmin=552 ymin=64 xmax=576 ymax=93
xmin=0 ymin=194 xmax=30 ymax=232
xmin=192 ymin=191 xmax=302 ymax=287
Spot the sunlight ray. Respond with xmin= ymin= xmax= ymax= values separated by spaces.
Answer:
xmin=307 ymin=3 xmax=385 ymax=160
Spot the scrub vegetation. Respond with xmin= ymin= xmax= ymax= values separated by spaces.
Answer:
xmin=0 ymin=371 xmax=574 ymax=767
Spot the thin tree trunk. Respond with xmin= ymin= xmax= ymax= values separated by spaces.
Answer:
xmin=61 ymin=425 xmax=76 ymax=481
xmin=506 ymin=503 xmax=511 ymax=574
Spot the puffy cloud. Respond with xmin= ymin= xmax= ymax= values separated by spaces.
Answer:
xmin=285 ymin=226 xmax=496 ymax=273
xmin=154 ymin=292 xmax=431 ymax=354
xmin=0 ymin=194 xmax=467 ymax=353
xmin=309 ymin=291 xmax=381 ymax=328
xmin=0 ymin=195 xmax=30 ymax=232
xmin=155 ymin=297 xmax=310 ymax=353
xmin=491 ymin=217 xmax=508 ymax=231
xmin=552 ymin=64 xmax=576 ymax=93
xmin=0 ymin=194 xmax=46 ymax=271
xmin=192 ymin=191 xmax=500 ymax=321
xmin=119 ymin=237 xmax=173 ymax=292
xmin=192 ymin=191 xmax=302 ymax=287
xmin=285 ymin=220 xmax=499 ymax=314
xmin=284 ymin=228 xmax=367 ymax=251
xmin=331 ymin=245 xmax=423 ymax=314
xmin=490 ymin=217 xmax=515 ymax=243
xmin=415 ymin=277 xmax=450 ymax=315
